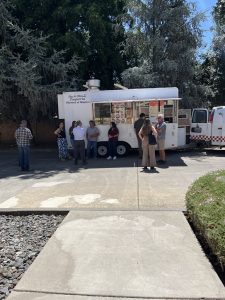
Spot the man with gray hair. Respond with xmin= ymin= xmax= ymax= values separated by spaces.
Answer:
xmin=15 ymin=120 xmax=33 ymax=171
xmin=155 ymin=114 xmax=166 ymax=163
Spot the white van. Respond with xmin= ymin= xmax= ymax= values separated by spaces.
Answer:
xmin=191 ymin=106 xmax=225 ymax=147
xmin=58 ymin=85 xmax=184 ymax=157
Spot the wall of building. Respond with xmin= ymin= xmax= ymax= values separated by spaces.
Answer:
xmin=0 ymin=120 xmax=59 ymax=145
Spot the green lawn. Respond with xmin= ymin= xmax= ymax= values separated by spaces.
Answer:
xmin=186 ymin=170 xmax=225 ymax=269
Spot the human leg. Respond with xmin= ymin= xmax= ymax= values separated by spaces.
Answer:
xmin=149 ymin=145 xmax=156 ymax=167
xmin=70 ymin=139 xmax=75 ymax=158
xmin=61 ymin=138 xmax=68 ymax=159
xmin=23 ymin=146 xmax=30 ymax=170
xmin=142 ymin=143 xmax=149 ymax=167
xmin=18 ymin=146 xmax=23 ymax=170
xmin=74 ymin=141 xmax=79 ymax=164
xmin=57 ymin=138 xmax=63 ymax=159
xmin=158 ymin=140 xmax=166 ymax=162
xmin=80 ymin=140 xmax=86 ymax=163
xmin=93 ymin=141 xmax=97 ymax=158
xmin=87 ymin=141 xmax=92 ymax=158
xmin=108 ymin=140 xmax=113 ymax=158
xmin=112 ymin=140 xmax=117 ymax=158
xmin=138 ymin=136 xmax=143 ymax=158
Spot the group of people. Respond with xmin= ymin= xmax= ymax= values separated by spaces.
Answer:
xmin=54 ymin=120 xmax=119 ymax=165
xmin=134 ymin=113 xmax=166 ymax=171
xmin=14 ymin=114 xmax=166 ymax=171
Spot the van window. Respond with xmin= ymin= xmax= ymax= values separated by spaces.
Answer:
xmin=192 ymin=110 xmax=207 ymax=123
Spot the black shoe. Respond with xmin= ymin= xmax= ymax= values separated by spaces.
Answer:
xmin=150 ymin=167 xmax=155 ymax=170
xmin=143 ymin=166 xmax=148 ymax=170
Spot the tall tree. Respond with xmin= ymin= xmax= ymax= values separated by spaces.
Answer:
xmin=12 ymin=0 xmax=129 ymax=89
xmin=210 ymin=0 xmax=225 ymax=105
xmin=121 ymin=0 xmax=206 ymax=107
xmin=0 ymin=0 xmax=79 ymax=121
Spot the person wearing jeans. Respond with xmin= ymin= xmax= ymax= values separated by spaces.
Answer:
xmin=107 ymin=122 xmax=119 ymax=160
xmin=86 ymin=120 xmax=99 ymax=159
xmin=15 ymin=120 xmax=33 ymax=171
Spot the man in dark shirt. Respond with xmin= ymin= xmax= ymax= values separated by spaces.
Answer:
xmin=134 ymin=113 xmax=146 ymax=159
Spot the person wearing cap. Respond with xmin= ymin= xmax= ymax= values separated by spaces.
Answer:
xmin=15 ymin=120 xmax=33 ymax=171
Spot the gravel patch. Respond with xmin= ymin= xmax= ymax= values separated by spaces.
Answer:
xmin=0 ymin=213 xmax=66 ymax=300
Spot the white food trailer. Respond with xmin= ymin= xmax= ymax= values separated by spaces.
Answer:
xmin=58 ymin=81 xmax=186 ymax=157
xmin=191 ymin=106 xmax=225 ymax=147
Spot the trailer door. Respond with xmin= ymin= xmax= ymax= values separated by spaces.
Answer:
xmin=191 ymin=109 xmax=211 ymax=143
xmin=211 ymin=107 xmax=225 ymax=146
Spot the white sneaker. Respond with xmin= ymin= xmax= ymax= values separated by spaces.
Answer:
xmin=107 ymin=156 xmax=112 ymax=160
xmin=113 ymin=156 xmax=117 ymax=160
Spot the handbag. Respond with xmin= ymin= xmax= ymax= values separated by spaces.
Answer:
xmin=148 ymin=132 xmax=157 ymax=145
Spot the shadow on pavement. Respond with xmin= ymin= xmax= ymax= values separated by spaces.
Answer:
xmin=0 ymin=148 xmax=206 ymax=180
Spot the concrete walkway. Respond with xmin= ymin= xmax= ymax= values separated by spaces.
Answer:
xmin=8 ymin=211 xmax=225 ymax=299
xmin=1 ymin=149 xmax=225 ymax=299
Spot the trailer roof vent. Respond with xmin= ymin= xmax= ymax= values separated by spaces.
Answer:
xmin=87 ymin=79 xmax=100 ymax=90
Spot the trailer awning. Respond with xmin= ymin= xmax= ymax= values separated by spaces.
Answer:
xmin=87 ymin=87 xmax=180 ymax=103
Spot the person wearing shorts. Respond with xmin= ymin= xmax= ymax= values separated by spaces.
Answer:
xmin=155 ymin=114 xmax=166 ymax=163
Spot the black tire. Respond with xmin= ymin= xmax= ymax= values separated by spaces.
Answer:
xmin=116 ymin=142 xmax=130 ymax=157
xmin=97 ymin=142 xmax=108 ymax=157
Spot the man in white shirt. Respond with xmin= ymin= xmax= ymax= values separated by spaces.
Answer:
xmin=73 ymin=120 xmax=86 ymax=165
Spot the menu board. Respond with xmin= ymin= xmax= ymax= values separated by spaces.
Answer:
xmin=112 ymin=103 xmax=125 ymax=124
xmin=111 ymin=102 xmax=133 ymax=124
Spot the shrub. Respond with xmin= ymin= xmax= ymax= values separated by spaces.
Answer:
xmin=186 ymin=170 xmax=225 ymax=269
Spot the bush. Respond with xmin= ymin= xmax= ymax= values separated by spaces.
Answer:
xmin=186 ymin=170 xmax=225 ymax=269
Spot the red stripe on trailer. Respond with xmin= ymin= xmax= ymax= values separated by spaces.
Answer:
xmin=190 ymin=135 xmax=211 ymax=141
xmin=211 ymin=136 xmax=225 ymax=142
xmin=191 ymin=135 xmax=225 ymax=142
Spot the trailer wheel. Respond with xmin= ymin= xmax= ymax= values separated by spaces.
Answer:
xmin=116 ymin=142 xmax=129 ymax=157
xmin=97 ymin=142 xmax=108 ymax=157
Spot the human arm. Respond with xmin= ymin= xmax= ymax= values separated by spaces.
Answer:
xmin=138 ymin=129 xmax=144 ymax=141
xmin=27 ymin=129 xmax=33 ymax=140
xmin=152 ymin=126 xmax=157 ymax=138
xmin=95 ymin=128 xmax=100 ymax=137
xmin=15 ymin=130 xmax=18 ymax=140
xmin=54 ymin=128 xmax=60 ymax=135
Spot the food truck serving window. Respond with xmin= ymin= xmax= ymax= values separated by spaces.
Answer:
xmin=94 ymin=103 xmax=111 ymax=125
xmin=94 ymin=102 xmax=133 ymax=125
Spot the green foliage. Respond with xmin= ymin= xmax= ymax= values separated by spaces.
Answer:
xmin=211 ymin=0 xmax=225 ymax=106
xmin=0 ymin=0 xmax=79 ymax=120
xmin=199 ymin=0 xmax=225 ymax=107
xmin=186 ymin=170 xmax=225 ymax=269
xmin=121 ymin=0 xmax=207 ymax=107
xmin=11 ymin=0 xmax=129 ymax=89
